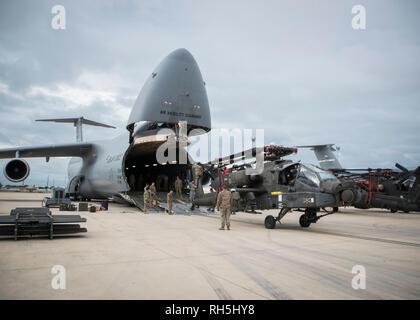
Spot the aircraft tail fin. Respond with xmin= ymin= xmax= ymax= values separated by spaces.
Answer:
xmin=296 ymin=144 xmax=343 ymax=170
xmin=36 ymin=117 xmax=116 ymax=142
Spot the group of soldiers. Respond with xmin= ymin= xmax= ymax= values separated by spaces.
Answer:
xmin=143 ymin=182 xmax=159 ymax=214
xmin=142 ymin=162 xmax=233 ymax=230
xmin=143 ymin=176 xmax=184 ymax=215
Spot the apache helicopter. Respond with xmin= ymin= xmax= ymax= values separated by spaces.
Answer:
xmin=193 ymin=145 xmax=362 ymax=229
xmin=329 ymin=165 xmax=420 ymax=214
xmin=298 ymin=145 xmax=420 ymax=214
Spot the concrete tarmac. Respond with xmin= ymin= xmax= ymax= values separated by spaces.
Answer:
xmin=0 ymin=191 xmax=419 ymax=300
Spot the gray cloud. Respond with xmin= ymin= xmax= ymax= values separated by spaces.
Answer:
xmin=0 ymin=0 xmax=419 ymax=186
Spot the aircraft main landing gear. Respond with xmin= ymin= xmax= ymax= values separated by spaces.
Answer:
xmin=299 ymin=208 xmax=317 ymax=228
xmin=265 ymin=207 xmax=337 ymax=229
xmin=299 ymin=214 xmax=312 ymax=228
xmin=299 ymin=207 xmax=337 ymax=228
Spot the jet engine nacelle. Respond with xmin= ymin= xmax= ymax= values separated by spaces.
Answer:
xmin=3 ymin=159 xmax=30 ymax=182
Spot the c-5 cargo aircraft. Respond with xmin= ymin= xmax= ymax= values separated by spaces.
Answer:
xmin=0 ymin=49 xmax=211 ymax=205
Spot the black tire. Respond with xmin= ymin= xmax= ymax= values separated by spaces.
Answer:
xmin=390 ymin=209 xmax=397 ymax=213
xmin=299 ymin=215 xmax=311 ymax=228
xmin=404 ymin=211 xmax=409 ymax=213
xmin=333 ymin=207 xmax=339 ymax=213
xmin=264 ymin=215 xmax=276 ymax=229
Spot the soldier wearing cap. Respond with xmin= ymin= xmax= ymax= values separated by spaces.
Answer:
xmin=216 ymin=185 xmax=233 ymax=230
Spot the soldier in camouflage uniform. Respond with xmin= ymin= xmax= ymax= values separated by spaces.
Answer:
xmin=167 ymin=190 xmax=174 ymax=215
xmin=150 ymin=182 xmax=158 ymax=206
xmin=174 ymin=176 xmax=183 ymax=199
xmin=189 ymin=182 xmax=196 ymax=210
xmin=192 ymin=163 xmax=203 ymax=188
xmin=143 ymin=184 xmax=151 ymax=214
xmin=216 ymin=185 xmax=233 ymax=230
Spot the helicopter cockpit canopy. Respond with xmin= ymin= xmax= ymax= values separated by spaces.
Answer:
xmin=294 ymin=164 xmax=338 ymax=190
xmin=278 ymin=163 xmax=338 ymax=190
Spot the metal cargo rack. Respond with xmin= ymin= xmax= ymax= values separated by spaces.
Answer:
xmin=0 ymin=207 xmax=87 ymax=240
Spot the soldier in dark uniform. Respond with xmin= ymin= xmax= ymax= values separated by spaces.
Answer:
xmin=286 ymin=168 xmax=297 ymax=184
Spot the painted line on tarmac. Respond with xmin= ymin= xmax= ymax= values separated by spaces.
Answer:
xmin=198 ymin=213 xmax=420 ymax=248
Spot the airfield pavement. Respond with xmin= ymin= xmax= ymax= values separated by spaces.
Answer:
xmin=0 ymin=191 xmax=419 ymax=300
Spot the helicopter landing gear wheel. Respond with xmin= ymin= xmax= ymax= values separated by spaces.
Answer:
xmin=264 ymin=215 xmax=276 ymax=229
xmin=299 ymin=214 xmax=311 ymax=228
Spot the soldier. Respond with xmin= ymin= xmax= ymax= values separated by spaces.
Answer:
xmin=150 ymin=182 xmax=158 ymax=206
xmin=167 ymin=190 xmax=174 ymax=215
xmin=216 ymin=185 xmax=232 ymax=230
xmin=189 ymin=182 xmax=196 ymax=210
xmin=192 ymin=163 xmax=203 ymax=188
xmin=143 ymin=184 xmax=150 ymax=214
xmin=174 ymin=176 xmax=183 ymax=199
xmin=286 ymin=168 xmax=297 ymax=184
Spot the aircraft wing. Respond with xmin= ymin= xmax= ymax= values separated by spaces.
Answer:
xmin=0 ymin=142 xmax=94 ymax=159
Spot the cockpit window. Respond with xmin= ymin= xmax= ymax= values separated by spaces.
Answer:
xmin=297 ymin=165 xmax=320 ymax=188
xmin=318 ymin=171 xmax=337 ymax=182
xmin=278 ymin=164 xmax=298 ymax=185
xmin=134 ymin=121 xmax=172 ymax=134
xmin=304 ymin=164 xmax=337 ymax=182
xmin=403 ymin=176 xmax=416 ymax=189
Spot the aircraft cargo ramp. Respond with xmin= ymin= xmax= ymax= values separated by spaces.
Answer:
xmin=0 ymin=207 xmax=87 ymax=240
xmin=122 ymin=191 xmax=211 ymax=215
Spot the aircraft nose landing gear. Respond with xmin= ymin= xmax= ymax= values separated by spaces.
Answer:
xmin=264 ymin=208 xmax=291 ymax=229
xmin=264 ymin=215 xmax=276 ymax=229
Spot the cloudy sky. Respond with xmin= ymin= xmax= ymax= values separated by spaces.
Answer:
xmin=0 ymin=0 xmax=419 ymax=186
